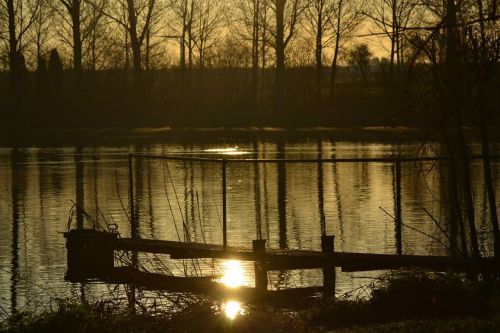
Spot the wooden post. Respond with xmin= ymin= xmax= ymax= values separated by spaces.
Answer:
xmin=395 ymin=160 xmax=402 ymax=256
xmin=222 ymin=160 xmax=227 ymax=250
xmin=64 ymin=229 xmax=117 ymax=279
xmin=253 ymin=239 xmax=268 ymax=292
xmin=321 ymin=235 xmax=335 ymax=297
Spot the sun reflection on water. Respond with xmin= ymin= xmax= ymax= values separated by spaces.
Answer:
xmin=217 ymin=261 xmax=246 ymax=319
xmin=219 ymin=260 xmax=245 ymax=288
xmin=204 ymin=147 xmax=251 ymax=156
xmin=223 ymin=300 xmax=244 ymax=320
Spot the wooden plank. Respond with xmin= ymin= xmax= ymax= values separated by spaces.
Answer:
xmin=114 ymin=238 xmax=497 ymax=273
xmin=68 ymin=266 xmax=322 ymax=303
xmin=115 ymin=238 xmax=255 ymax=260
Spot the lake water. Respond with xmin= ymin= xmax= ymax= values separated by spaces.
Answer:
xmin=1 ymin=132 xmax=498 ymax=315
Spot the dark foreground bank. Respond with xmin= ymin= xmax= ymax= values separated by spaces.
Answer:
xmin=2 ymin=271 xmax=499 ymax=333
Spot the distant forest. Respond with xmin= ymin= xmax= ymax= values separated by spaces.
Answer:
xmin=0 ymin=0 xmax=499 ymax=128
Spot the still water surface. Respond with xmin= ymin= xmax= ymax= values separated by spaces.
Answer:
xmin=0 ymin=135 xmax=498 ymax=315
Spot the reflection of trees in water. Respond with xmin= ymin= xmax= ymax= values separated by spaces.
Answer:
xmin=331 ymin=145 xmax=345 ymax=245
xmin=147 ymin=151 xmax=156 ymax=239
xmin=277 ymin=141 xmax=287 ymax=250
xmin=75 ymin=147 xmax=84 ymax=229
xmin=253 ymin=141 xmax=262 ymax=240
xmin=37 ymin=150 xmax=51 ymax=264
xmin=261 ymin=141 xmax=272 ymax=243
xmin=317 ymin=140 xmax=326 ymax=236
xmin=10 ymin=149 xmax=22 ymax=313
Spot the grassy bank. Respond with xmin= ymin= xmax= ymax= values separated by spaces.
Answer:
xmin=2 ymin=304 xmax=498 ymax=333
xmin=2 ymin=271 xmax=499 ymax=333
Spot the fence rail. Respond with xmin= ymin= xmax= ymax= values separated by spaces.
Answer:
xmin=129 ymin=153 xmax=500 ymax=164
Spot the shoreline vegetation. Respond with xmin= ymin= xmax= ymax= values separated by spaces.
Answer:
xmin=1 ymin=125 xmax=499 ymax=147
xmin=2 ymin=68 xmax=412 ymax=128
xmin=1 ymin=271 xmax=499 ymax=333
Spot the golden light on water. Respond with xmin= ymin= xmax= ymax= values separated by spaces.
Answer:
xmin=224 ymin=300 xmax=243 ymax=320
xmin=218 ymin=261 xmax=246 ymax=319
xmin=219 ymin=260 xmax=245 ymax=288
xmin=204 ymin=147 xmax=250 ymax=156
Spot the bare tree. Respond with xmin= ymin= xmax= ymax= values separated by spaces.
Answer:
xmin=126 ymin=0 xmax=156 ymax=80
xmin=329 ymin=0 xmax=364 ymax=96
xmin=232 ymin=0 xmax=273 ymax=103
xmin=304 ymin=0 xmax=335 ymax=99
xmin=252 ymin=0 xmax=260 ymax=79
xmin=56 ymin=0 xmax=83 ymax=76
xmin=308 ymin=0 xmax=334 ymax=70
xmin=168 ymin=0 xmax=196 ymax=70
xmin=27 ymin=0 xmax=53 ymax=62
xmin=84 ymin=0 xmax=107 ymax=70
xmin=193 ymin=0 xmax=224 ymax=68
xmin=461 ymin=0 xmax=500 ymax=258
xmin=233 ymin=0 xmax=261 ymax=101
xmin=105 ymin=0 xmax=159 ymax=82
xmin=259 ymin=0 xmax=271 ymax=70
xmin=405 ymin=0 xmax=500 ymax=258
xmin=365 ymin=0 xmax=420 ymax=80
xmin=1 ymin=0 xmax=40 ymax=91
xmin=268 ymin=0 xmax=309 ymax=107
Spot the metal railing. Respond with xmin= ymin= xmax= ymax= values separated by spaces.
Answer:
xmin=127 ymin=153 xmax=500 ymax=252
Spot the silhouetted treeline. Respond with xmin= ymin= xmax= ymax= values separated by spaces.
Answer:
xmin=1 ymin=63 xmax=426 ymax=128
xmin=1 ymin=0 xmax=498 ymax=130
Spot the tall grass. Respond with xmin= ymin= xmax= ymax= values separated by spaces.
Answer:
xmin=2 ymin=270 xmax=499 ymax=332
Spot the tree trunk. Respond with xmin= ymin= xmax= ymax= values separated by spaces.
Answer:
xmin=479 ymin=111 xmax=500 ymax=258
xmin=180 ymin=23 xmax=186 ymax=71
xmin=71 ymin=1 xmax=82 ymax=79
xmin=188 ymin=28 xmax=193 ymax=70
xmin=7 ymin=0 xmax=19 ymax=93
xmin=125 ymin=26 xmax=130 ymax=70
xmin=145 ymin=28 xmax=151 ymax=71
xmin=91 ymin=6 xmax=97 ymax=71
xmin=456 ymin=114 xmax=480 ymax=258
xmin=315 ymin=5 xmax=323 ymax=103
xmin=252 ymin=0 xmax=260 ymax=106
xmin=187 ymin=1 xmax=194 ymax=71
xmin=261 ymin=6 xmax=267 ymax=72
xmin=126 ymin=0 xmax=142 ymax=84
xmin=445 ymin=0 xmax=480 ymax=259
xmin=475 ymin=0 xmax=500 ymax=259
xmin=330 ymin=0 xmax=342 ymax=99
xmin=275 ymin=0 xmax=286 ymax=111
xmin=390 ymin=0 xmax=396 ymax=81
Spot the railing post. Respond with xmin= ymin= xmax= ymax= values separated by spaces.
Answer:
xmin=222 ymin=160 xmax=227 ymax=250
xmin=395 ymin=160 xmax=402 ymax=256
xmin=253 ymin=239 xmax=268 ymax=292
xmin=321 ymin=235 xmax=336 ymax=297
